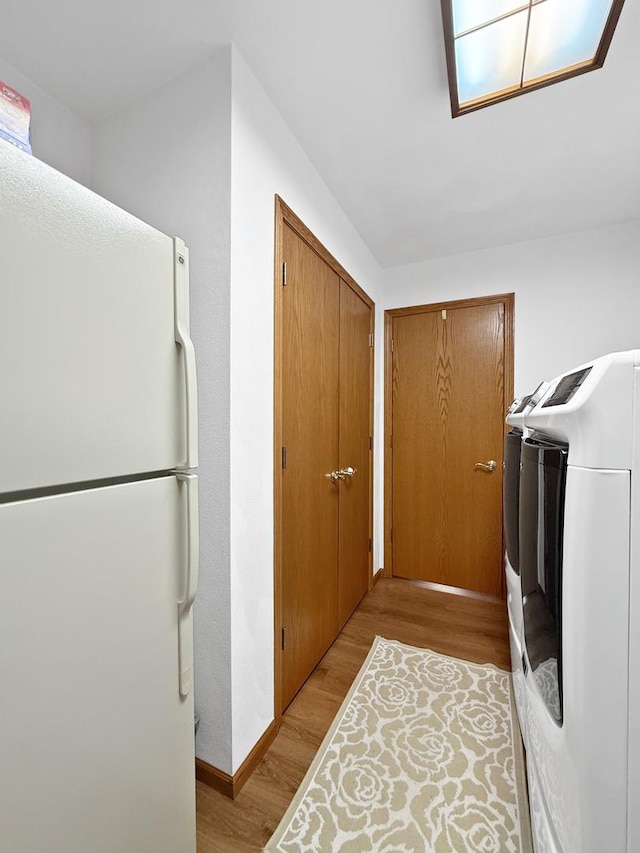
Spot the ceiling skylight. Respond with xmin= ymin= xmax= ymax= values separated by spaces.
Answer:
xmin=441 ymin=0 xmax=626 ymax=116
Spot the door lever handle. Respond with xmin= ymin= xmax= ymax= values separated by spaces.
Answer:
xmin=475 ymin=460 xmax=497 ymax=472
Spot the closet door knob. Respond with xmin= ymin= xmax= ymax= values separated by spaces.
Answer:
xmin=329 ymin=466 xmax=357 ymax=483
xmin=338 ymin=466 xmax=357 ymax=478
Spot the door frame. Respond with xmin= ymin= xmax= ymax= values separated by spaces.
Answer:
xmin=383 ymin=293 xmax=514 ymax=594
xmin=273 ymin=195 xmax=375 ymax=719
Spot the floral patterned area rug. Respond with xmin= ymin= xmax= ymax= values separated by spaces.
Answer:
xmin=264 ymin=637 xmax=532 ymax=853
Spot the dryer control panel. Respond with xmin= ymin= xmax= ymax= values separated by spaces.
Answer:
xmin=542 ymin=367 xmax=592 ymax=409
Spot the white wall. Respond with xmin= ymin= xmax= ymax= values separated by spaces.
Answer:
xmin=0 ymin=58 xmax=90 ymax=186
xmin=384 ymin=221 xmax=640 ymax=395
xmin=89 ymin=45 xmax=385 ymax=775
xmin=227 ymin=46 xmax=385 ymax=770
xmin=90 ymin=49 xmax=235 ymax=772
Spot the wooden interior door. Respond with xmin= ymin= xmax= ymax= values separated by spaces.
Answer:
xmin=389 ymin=297 xmax=513 ymax=596
xmin=276 ymin=199 xmax=374 ymax=714
xmin=281 ymin=222 xmax=340 ymax=709
xmin=337 ymin=279 xmax=372 ymax=628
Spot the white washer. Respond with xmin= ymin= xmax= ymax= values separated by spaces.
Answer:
xmin=520 ymin=350 xmax=640 ymax=853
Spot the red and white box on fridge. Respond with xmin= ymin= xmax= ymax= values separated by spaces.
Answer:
xmin=0 ymin=81 xmax=31 ymax=153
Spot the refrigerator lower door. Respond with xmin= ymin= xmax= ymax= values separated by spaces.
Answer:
xmin=0 ymin=475 xmax=196 ymax=853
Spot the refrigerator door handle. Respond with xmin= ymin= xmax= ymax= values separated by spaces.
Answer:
xmin=176 ymin=471 xmax=199 ymax=697
xmin=174 ymin=238 xmax=199 ymax=469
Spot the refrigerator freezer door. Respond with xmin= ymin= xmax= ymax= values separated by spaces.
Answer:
xmin=0 ymin=141 xmax=196 ymax=492
xmin=0 ymin=476 xmax=196 ymax=853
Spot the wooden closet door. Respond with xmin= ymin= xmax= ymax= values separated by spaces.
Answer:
xmin=391 ymin=301 xmax=506 ymax=596
xmin=281 ymin=223 xmax=340 ymax=709
xmin=337 ymin=280 xmax=372 ymax=628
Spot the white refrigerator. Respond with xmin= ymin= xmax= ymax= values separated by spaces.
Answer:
xmin=0 ymin=140 xmax=199 ymax=852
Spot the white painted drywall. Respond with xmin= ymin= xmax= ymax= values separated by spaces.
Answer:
xmin=228 ymin=46 xmax=385 ymax=770
xmin=89 ymin=45 xmax=385 ymax=775
xmin=0 ymin=58 xmax=90 ymax=186
xmin=90 ymin=49 xmax=234 ymax=772
xmin=384 ymin=221 xmax=640 ymax=395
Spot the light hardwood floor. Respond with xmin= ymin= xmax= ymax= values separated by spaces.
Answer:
xmin=196 ymin=577 xmax=511 ymax=852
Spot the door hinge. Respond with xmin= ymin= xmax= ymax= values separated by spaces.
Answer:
xmin=391 ymin=338 xmax=394 ymax=352
xmin=281 ymin=626 xmax=286 ymax=650
xmin=368 ymin=537 xmax=372 ymax=552
xmin=369 ymin=435 xmax=373 ymax=451
xmin=368 ymin=332 xmax=374 ymax=348
xmin=282 ymin=261 xmax=287 ymax=286
xmin=281 ymin=446 xmax=287 ymax=469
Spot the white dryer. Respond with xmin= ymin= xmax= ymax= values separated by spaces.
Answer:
xmin=519 ymin=350 xmax=640 ymax=853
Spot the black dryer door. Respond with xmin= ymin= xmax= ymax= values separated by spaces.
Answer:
xmin=519 ymin=436 xmax=568 ymax=724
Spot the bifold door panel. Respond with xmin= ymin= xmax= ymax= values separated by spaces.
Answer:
xmin=281 ymin=224 xmax=340 ymax=709
xmin=338 ymin=280 xmax=371 ymax=628
xmin=280 ymin=219 xmax=372 ymax=710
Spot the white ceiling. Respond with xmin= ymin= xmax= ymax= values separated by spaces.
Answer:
xmin=0 ymin=0 xmax=638 ymax=268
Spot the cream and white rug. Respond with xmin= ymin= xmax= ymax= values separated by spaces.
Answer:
xmin=265 ymin=637 xmax=532 ymax=853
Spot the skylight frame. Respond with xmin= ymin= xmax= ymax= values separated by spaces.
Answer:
xmin=440 ymin=0 xmax=626 ymax=117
